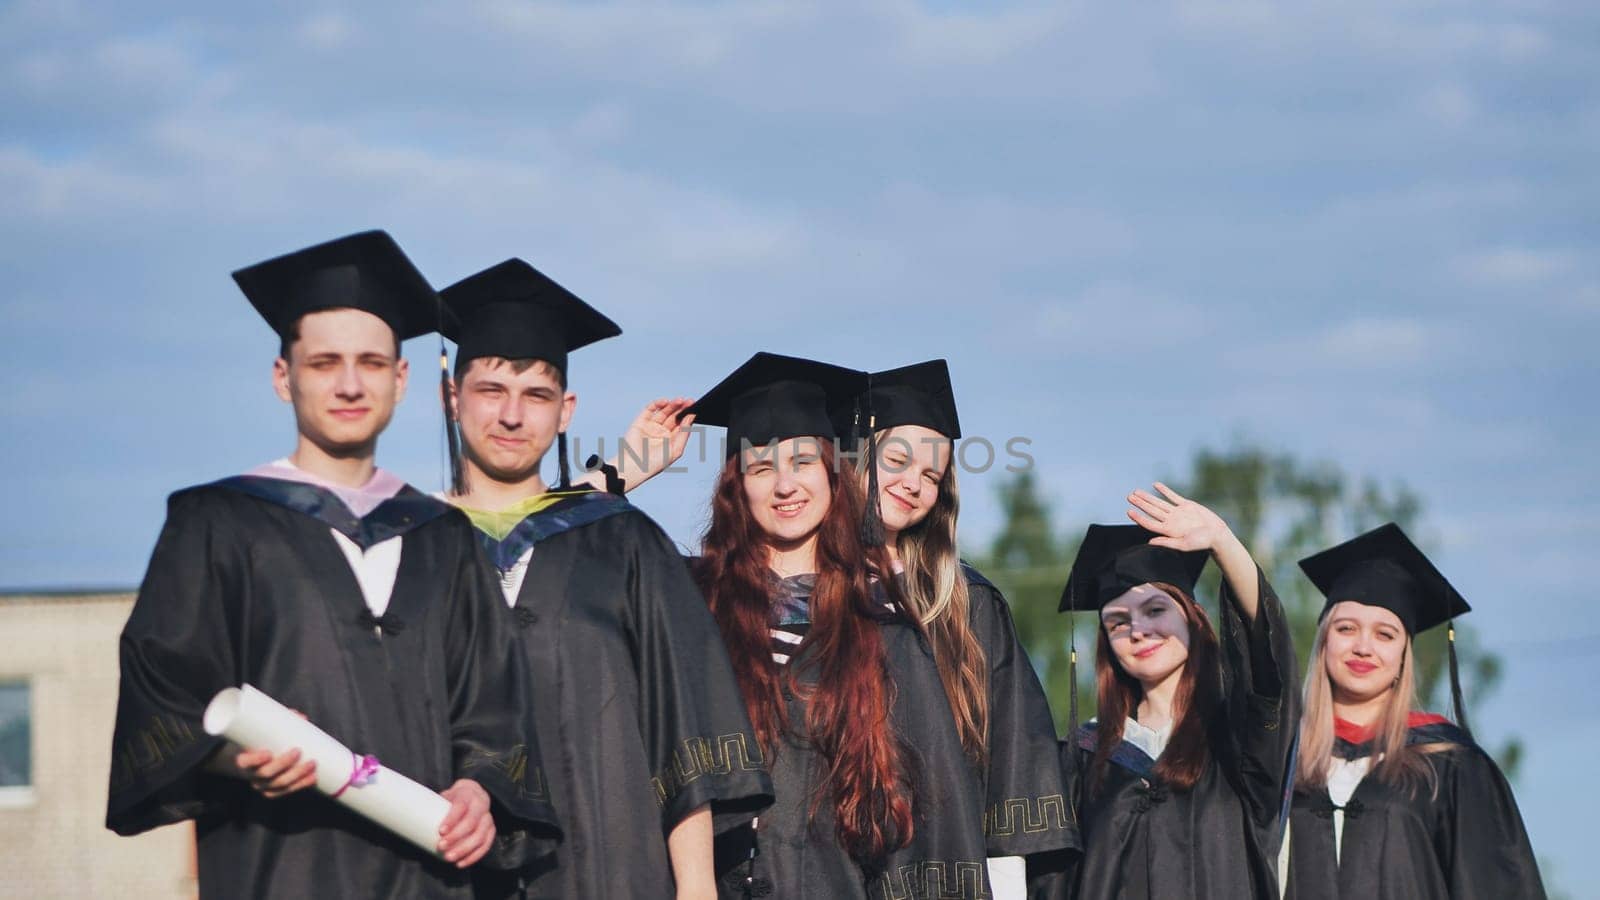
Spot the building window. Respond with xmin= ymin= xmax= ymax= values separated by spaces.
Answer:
xmin=0 ymin=681 xmax=29 ymax=793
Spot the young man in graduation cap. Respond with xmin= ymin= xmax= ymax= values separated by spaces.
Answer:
xmin=1285 ymin=523 xmax=1544 ymax=900
xmin=437 ymin=259 xmax=772 ymax=900
xmin=105 ymin=231 xmax=560 ymax=900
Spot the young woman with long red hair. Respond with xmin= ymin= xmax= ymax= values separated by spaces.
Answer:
xmin=1285 ymin=523 xmax=1543 ymax=899
xmin=688 ymin=352 xmax=995 ymax=900
xmin=846 ymin=360 xmax=1077 ymax=897
xmin=1057 ymin=487 xmax=1298 ymax=900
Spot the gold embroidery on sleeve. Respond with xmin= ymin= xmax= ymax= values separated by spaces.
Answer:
xmin=877 ymin=859 xmax=991 ymax=899
xmin=111 ymin=714 xmax=199 ymax=791
xmin=650 ymin=732 xmax=766 ymax=807
xmin=983 ymin=793 xmax=1071 ymax=836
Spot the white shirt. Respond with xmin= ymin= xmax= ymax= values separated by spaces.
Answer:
xmin=1122 ymin=716 xmax=1174 ymax=760
xmin=330 ymin=529 xmax=403 ymax=617
xmin=428 ymin=491 xmax=532 ymax=608
xmin=262 ymin=457 xmax=404 ymax=617
xmin=497 ymin=547 xmax=534 ymax=608
xmin=1326 ymin=755 xmax=1373 ymax=864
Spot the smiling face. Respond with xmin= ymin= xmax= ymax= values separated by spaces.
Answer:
xmin=272 ymin=308 xmax=408 ymax=456
xmin=741 ymin=436 xmax=833 ymax=551
xmin=453 ymin=356 xmax=575 ymax=484
xmin=1322 ymin=600 xmax=1408 ymax=705
xmin=1100 ymin=583 xmax=1193 ymax=687
xmin=869 ymin=424 xmax=950 ymax=535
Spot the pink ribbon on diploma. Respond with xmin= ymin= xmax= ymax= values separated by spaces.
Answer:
xmin=331 ymin=753 xmax=381 ymax=798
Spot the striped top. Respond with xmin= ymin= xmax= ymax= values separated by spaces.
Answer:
xmin=767 ymin=572 xmax=902 ymax=665
xmin=769 ymin=573 xmax=814 ymax=665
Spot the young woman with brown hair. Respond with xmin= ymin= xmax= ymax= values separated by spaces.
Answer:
xmin=1057 ymin=486 xmax=1297 ymax=899
xmin=846 ymin=360 xmax=1077 ymax=895
xmin=688 ymin=352 xmax=995 ymax=899
xmin=1285 ymin=523 xmax=1544 ymax=899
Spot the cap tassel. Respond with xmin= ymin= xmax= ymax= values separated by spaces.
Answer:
xmin=440 ymin=343 xmax=465 ymax=496
xmin=555 ymin=431 xmax=572 ymax=490
xmin=1446 ymin=623 xmax=1472 ymax=739
xmin=859 ymin=418 xmax=885 ymax=548
xmin=1067 ymin=611 xmax=1080 ymax=738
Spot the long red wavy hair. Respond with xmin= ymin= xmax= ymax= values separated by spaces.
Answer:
xmin=694 ymin=441 xmax=915 ymax=863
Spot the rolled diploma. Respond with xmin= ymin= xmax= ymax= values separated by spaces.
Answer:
xmin=203 ymin=684 xmax=452 ymax=857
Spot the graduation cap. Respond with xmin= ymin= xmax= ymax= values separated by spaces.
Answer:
xmin=1299 ymin=522 xmax=1470 ymax=635
xmin=1300 ymin=522 xmax=1475 ymax=735
xmin=1059 ymin=524 xmax=1210 ymax=613
xmin=439 ymin=259 xmax=622 ymax=378
xmin=832 ymin=359 xmax=962 ymax=547
xmin=436 ymin=259 xmax=622 ymax=494
xmin=232 ymin=230 xmax=442 ymax=343
xmin=1057 ymin=524 xmax=1210 ymax=734
xmin=688 ymin=352 xmax=866 ymax=460
xmin=846 ymin=359 xmax=962 ymax=441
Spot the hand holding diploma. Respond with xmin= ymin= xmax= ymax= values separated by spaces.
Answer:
xmin=204 ymin=684 xmax=475 ymax=862
xmin=236 ymin=746 xmax=318 ymax=798
xmin=438 ymin=779 xmax=496 ymax=867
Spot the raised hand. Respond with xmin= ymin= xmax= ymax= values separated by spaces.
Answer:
xmin=1126 ymin=482 xmax=1234 ymax=553
xmin=1127 ymin=482 xmax=1260 ymax=618
xmin=613 ymin=397 xmax=696 ymax=489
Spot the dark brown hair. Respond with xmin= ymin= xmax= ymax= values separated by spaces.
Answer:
xmin=1090 ymin=582 xmax=1225 ymax=793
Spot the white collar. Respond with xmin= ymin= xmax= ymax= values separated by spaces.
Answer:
xmin=1122 ymin=715 xmax=1173 ymax=760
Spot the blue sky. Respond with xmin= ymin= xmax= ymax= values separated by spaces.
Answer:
xmin=2 ymin=0 xmax=1596 ymax=887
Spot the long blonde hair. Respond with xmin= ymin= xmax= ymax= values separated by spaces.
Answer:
xmin=1297 ymin=614 xmax=1450 ymax=796
xmin=859 ymin=433 xmax=989 ymax=764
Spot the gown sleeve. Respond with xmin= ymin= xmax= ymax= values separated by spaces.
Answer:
xmin=440 ymin=513 xmax=563 ymax=868
xmin=624 ymin=514 xmax=775 ymax=835
xmin=1217 ymin=566 xmax=1299 ymax=832
xmin=967 ymin=577 xmax=1080 ymax=863
xmin=1440 ymin=744 xmax=1547 ymax=900
xmin=105 ymin=488 xmax=239 ymax=835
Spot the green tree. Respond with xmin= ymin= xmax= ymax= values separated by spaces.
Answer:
xmin=971 ymin=439 xmax=1520 ymax=776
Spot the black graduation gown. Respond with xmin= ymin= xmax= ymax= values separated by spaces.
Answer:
xmin=1285 ymin=722 xmax=1546 ymax=900
xmin=106 ymin=477 xmax=560 ymax=900
xmin=961 ymin=565 xmax=1080 ymax=877
xmin=716 ymin=582 xmax=997 ymax=900
xmin=468 ymin=490 xmax=774 ymax=900
xmin=1061 ymin=568 xmax=1298 ymax=900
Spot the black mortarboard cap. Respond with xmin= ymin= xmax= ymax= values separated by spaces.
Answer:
xmin=842 ymin=359 xmax=962 ymax=441
xmin=689 ymin=352 xmax=866 ymax=458
xmin=232 ymin=230 xmax=441 ymax=342
xmin=439 ymin=259 xmax=621 ymax=376
xmin=832 ymin=359 xmax=962 ymax=547
xmin=1059 ymin=524 xmax=1210 ymax=612
xmin=1299 ymin=522 xmax=1471 ymax=636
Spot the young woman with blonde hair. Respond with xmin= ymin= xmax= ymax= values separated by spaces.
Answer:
xmin=1285 ymin=523 xmax=1544 ymax=899
xmin=847 ymin=360 xmax=1077 ymax=895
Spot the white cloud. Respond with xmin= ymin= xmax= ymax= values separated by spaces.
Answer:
xmin=1453 ymin=247 xmax=1577 ymax=285
xmin=298 ymin=12 xmax=354 ymax=50
xmin=1316 ymin=317 xmax=1435 ymax=363
xmin=0 ymin=145 xmax=168 ymax=219
xmin=569 ymin=100 xmax=630 ymax=144
xmin=1029 ymin=280 xmax=1207 ymax=352
xmin=1234 ymin=316 xmax=1458 ymax=378
xmin=466 ymin=0 xmax=805 ymax=71
xmin=1416 ymin=82 xmax=1478 ymax=126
